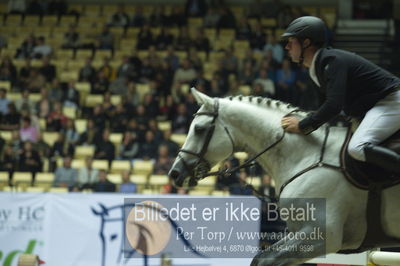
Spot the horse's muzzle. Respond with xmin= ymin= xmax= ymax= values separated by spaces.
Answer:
xmin=168 ymin=158 xmax=190 ymax=187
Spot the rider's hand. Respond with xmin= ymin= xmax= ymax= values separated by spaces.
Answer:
xmin=281 ymin=116 xmax=302 ymax=134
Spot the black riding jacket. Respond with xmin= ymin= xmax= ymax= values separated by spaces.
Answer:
xmin=299 ymin=47 xmax=400 ymax=134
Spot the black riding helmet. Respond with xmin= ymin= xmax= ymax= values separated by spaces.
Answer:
xmin=281 ymin=16 xmax=327 ymax=64
xmin=281 ymin=16 xmax=327 ymax=46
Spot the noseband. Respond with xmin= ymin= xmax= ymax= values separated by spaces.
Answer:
xmin=178 ymin=99 xmax=235 ymax=184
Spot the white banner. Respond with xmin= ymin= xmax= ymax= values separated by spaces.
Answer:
xmin=0 ymin=193 xmax=254 ymax=266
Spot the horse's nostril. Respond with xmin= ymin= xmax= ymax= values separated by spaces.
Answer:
xmin=169 ymin=169 xmax=180 ymax=180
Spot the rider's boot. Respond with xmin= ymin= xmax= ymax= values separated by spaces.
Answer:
xmin=364 ymin=143 xmax=400 ymax=175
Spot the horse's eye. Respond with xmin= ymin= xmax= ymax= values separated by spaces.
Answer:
xmin=195 ymin=124 xmax=207 ymax=133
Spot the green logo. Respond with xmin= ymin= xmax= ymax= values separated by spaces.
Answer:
xmin=0 ymin=240 xmax=43 ymax=266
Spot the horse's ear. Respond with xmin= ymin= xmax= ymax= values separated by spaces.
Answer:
xmin=191 ymin=87 xmax=212 ymax=106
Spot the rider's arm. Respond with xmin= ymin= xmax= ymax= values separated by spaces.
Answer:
xmin=299 ymin=57 xmax=348 ymax=134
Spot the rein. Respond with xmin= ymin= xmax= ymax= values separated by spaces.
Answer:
xmin=178 ymin=98 xmax=343 ymax=202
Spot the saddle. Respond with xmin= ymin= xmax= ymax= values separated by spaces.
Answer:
xmin=342 ymin=128 xmax=400 ymax=190
xmin=338 ymin=125 xmax=400 ymax=253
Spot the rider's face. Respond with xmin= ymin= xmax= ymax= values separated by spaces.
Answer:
xmin=285 ymin=37 xmax=302 ymax=63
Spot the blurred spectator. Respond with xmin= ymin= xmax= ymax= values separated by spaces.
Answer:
xmin=190 ymin=69 xmax=211 ymax=92
xmin=136 ymin=24 xmax=153 ymax=50
xmin=217 ymin=7 xmax=236 ymax=29
xmin=203 ymin=8 xmax=221 ymax=28
xmin=62 ymin=80 xmax=80 ymax=108
xmin=216 ymin=158 xmax=240 ymax=190
xmin=108 ymin=4 xmax=130 ymax=27
xmin=249 ymin=21 xmax=266 ymax=50
xmin=149 ymin=5 xmax=167 ymax=27
xmin=294 ymin=65 xmax=320 ymax=110
xmin=34 ymin=132 xmax=51 ymax=158
xmin=229 ymin=172 xmax=253 ymax=195
xmin=78 ymin=119 xmax=101 ymax=145
xmin=91 ymin=105 xmax=107 ymax=131
xmin=19 ymin=141 xmax=42 ymax=177
xmin=275 ymin=58 xmax=296 ymax=103
xmin=171 ymin=103 xmax=191 ymax=133
xmin=119 ymin=131 xmax=139 ymax=160
xmin=25 ymin=68 xmax=46 ymax=93
xmin=126 ymin=118 xmax=145 ymax=142
xmin=15 ymin=34 xmax=36 ymax=59
xmin=39 ymin=56 xmax=56 ymax=82
xmin=98 ymin=57 xmax=116 ymax=81
xmin=135 ymin=104 xmax=150 ymax=130
xmin=79 ymin=57 xmax=97 ymax=83
xmin=119 ymin=170 xmax=137 ymax=193
xmin=131 ymin=6 xmax=147 ymax=27
xmin=110 ymin=103 xmax=128 ymax=133
xmin=155 ymin=27 xmax=174 ymax=50
xmin=62 ymin=119 xmax=79 ymax=146
xmin=48 ymin=0 xmax=68 ymax=15
xmin=235 ymin=17 xmax=252 ymax=40
xmin=259 ymin=174 xmax=275 ymax=200
xmin=139 ymin=130 xmax=158 ymax=160
xmin=192 ymin=28 xmax=210 ymax=54
xmin=161 ymin=177 xmax=178 ymax=194
xmin=53 ymin=156 xmax=78 ymax=189
xmin=62 ymin=24 xmax=80 ymax=49
xmin=0 ymin=145 xmax=17 ymax=178
xmin=147 ymin=117 xmax=161 ymax=136
xmin=48 ymin=79 xmax=63 ymax=102
xmin=46 ymin=101 xmax=68 ymax=131
xmin=19 ymin=116 xmax=39 ymax=142
xmin=168 ymin=6 xmax=187 ymax=27
xmin=32 ymin=36 xmax=52 ymax=59
xmin=188 ymin=48 xmax=204 ymax=71
xmin=91 ymin=70 xmax=110 ymax=94
xmin=160 ymin=129 xmax=180 ymax=157
xmin=138 ymin=57 xmax=155 ymax=83
xmin=26 ymin=0 xmax=43 ymax=15
xmin=263 ymin=35 xmax=284 ymax=65
xmin=175 ymin=26 xmax=192 ymax=51
xmin=0 ymin=103 xmax=20 ymax=130
xmin=253 ymin=69 xmax=275 ymax=97
xmin=264 ymin=0 xmax=285 ymax=19
xmin=159 ymin=95 xmax=177 ymax=121
xmin=246 ymin=0 xmax=264 ymax=18
xmin=10 ymin=130 xmax=23 ymax=156
xmin=78 ymin=156 xmax=99 ymax=189
xmin=125 ymin=81 xmax=140 ymax=107
xmin=94 ymin=129 xmax=115 ymax=164
xmin=142 ymin=93 xmax=159 ymax=119
xmin=102 ymin=92 xmax=115 ymax=121
xmin=153 ymin=144 xmax=173 ymax=175
xmin=97 ymin=25 xmax=114 ymax=50
xmin=164 ymin=45 xmax=180 ymax=71
xmin=0 ymin=56 xmax=17 ymax=85
xmin=50 ymin=133 xmax=75 ymax=162
xmin=116 ymin=56 xmax=135 ymax=81
xmin=172 ymin=59 xmax=197 ymax=98
xmin=239 ymin=61 xmax=256 ymax=85
xmin=8 ymin=0 xmax=27 ymax=14
xmin=15 ymin=90 xmax=35 ymax=114
xmin=220 ymin=48 xmax=238 ymax=76
xmin=0 ymin=88 xmax=10 ymax=116
xmin=185 ymin=0 xmax=208 ymax=17
xmin=93 ymin=170 xmax=116 ymax=192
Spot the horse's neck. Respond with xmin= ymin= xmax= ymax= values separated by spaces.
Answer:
xmin=221 ymin=100 xmax=323 ymax=190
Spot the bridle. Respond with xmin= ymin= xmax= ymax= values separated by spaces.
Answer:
xmin=177 ymin=98 xmax=287 ymax=189
xmin=176 ymin=98 xmax=349 ymax=203
xmin=178 ymin=99 xmax=235 ymax=186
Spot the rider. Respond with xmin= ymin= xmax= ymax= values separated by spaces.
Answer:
xmin=280 ymin=16 xmax=400 ymax=175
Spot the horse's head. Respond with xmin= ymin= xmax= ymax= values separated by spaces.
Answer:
xmin=168 ymin=88 xmax=234 ymax=187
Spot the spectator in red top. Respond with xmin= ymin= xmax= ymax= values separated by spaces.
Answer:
xmin=19 ymin=117 xmax=39 ymax=143
xmin=46 ymin=101 xmax=68 ymax=131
